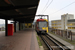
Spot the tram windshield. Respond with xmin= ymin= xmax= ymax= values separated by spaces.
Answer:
xmin=39 ymin=22 xmax=47 ymax=28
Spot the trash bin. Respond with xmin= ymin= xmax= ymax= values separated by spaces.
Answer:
xmin=8 ymin=24 xmax=13 ymax=36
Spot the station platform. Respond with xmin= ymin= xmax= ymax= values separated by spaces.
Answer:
xmin=0 ymin=28 xmax=39 ymax=50
xmin=48 ymin=33 xmax=75 ymax=50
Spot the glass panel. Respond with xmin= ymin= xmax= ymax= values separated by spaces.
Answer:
xmin=39 ymin=22 xmax=47 ymax=28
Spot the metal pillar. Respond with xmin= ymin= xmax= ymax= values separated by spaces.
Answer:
xmin=47 ymin=15 xmax=49 ymax=28
xmin=21 ymin=23 xmax=22 ymax=30
xmin=5 ymin=19 xmax=8 ymax=36
xmin=22 ymin=23 xmax=24 ymax=30
xmin=19 ymin=22 xmax=21 ymax=31
xmin=14 ymin=21 xmax=16 ymax=32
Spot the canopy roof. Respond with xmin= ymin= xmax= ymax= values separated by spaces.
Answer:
xmin=0 ymin=0 xmax=39 ymax=23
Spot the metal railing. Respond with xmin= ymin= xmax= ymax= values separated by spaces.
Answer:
xmin=49 ymin=28 xmax=73 ymax=41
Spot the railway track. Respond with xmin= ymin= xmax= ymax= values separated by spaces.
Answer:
xmin=40 ymin=34 xmax=71 ymax=50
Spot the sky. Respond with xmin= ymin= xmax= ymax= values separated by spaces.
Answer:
xmin=35 ymin=0 xmax=75 ymax=21
xmin=0 ymin=19 xmax=13 ymax=24
xmin=0 ymin=0 xmax=75 ymax=24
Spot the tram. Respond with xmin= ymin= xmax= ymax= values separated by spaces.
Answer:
xmin=35 ymin=18 xmax=48 ymax=34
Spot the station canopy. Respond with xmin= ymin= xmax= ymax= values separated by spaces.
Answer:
xmin=0 ymin=0 xmax=39 ymax=23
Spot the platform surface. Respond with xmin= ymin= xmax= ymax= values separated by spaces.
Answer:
xmin=48 ymin=33 xmax=75 ymax=50
xmin=0 ymin=28 xmax=39 ymax=50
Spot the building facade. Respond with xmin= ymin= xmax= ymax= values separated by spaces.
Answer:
xmin=51 ymin=20 xmax=61 ymax=29
xmin=67 ymin=19 xmax=75 ymax=32
xmin=51 ymin=13 xmax=75 ymax=32
xmin=61 ymin=13 xmax=74 ymax=30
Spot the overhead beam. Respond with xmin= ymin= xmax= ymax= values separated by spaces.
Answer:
xmin=36 ymin=15 xmax=48 ymax=16
xmin=14 ymin=16 xmax=34 ymax=19
xmin=10 ymin=14 xmax=35 ymax=18
xmin=0 ymin=4 xmax=38 ymax=11
xmin=18 ymin=19 xmax=34 ymax=22
xmin=0 ymin=14 xmax=35 ymax=19
xmin=0 ymin=14 xmax=34 ymax=17
xmin=17 ymin=20 xmax=33 ymax=22
xmin=16 ymin=20 xmax=33 ymax=23
xmin=15 ymin=18 xmax=34 ymax=21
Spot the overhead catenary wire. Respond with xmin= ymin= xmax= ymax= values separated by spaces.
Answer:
xmin=41 ymin=0 xmax=53 ymax=14
xmin=41 ymin=0 xmax=49 ymax=13
xmin=50 ymin=1 xmax=75 ymax=15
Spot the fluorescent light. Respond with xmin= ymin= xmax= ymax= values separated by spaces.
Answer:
xmin=28 ymin=6 xmax=36 ymax=9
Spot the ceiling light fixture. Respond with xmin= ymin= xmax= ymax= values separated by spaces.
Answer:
xmin=28 ymin=6 xmax=37 ymax=9
xmin=15 ymin=9 xmax=19 ymax=12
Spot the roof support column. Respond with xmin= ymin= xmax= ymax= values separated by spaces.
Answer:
xmin=23 ymin=23 xmax=25 ymax=30
xmin=22 ymin=23 xmax=24 ymax=30
xmin=14 ymin=21 xmax=16 ymax=32
xmin=19 ymin=22 xmax=21 ymax=31
xmin=5 ymin=19 xmax=8 ymax=36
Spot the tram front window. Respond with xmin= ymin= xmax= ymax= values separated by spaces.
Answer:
xmin=39 ymin=22 xmax=47 ymax=28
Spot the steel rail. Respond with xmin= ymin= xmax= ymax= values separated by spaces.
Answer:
xmin=46 ymin=33 xmax=71 ymax=50
xmin=40 ymin=35 xmax=53 ymax=50
xmin=45 ymin=35 xmax=64 ymax=50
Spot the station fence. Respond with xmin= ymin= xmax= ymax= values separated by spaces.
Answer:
xmin=49 ymin=28 xmax=75 ymax=41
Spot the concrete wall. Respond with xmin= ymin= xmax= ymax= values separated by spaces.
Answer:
xmin=61 ymin=14 xmax=74 ymax=30
xmin=61 ymin=15 xmax=65 ymax=30
xmin=67 ymin=14 xmax=74 ymax=20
